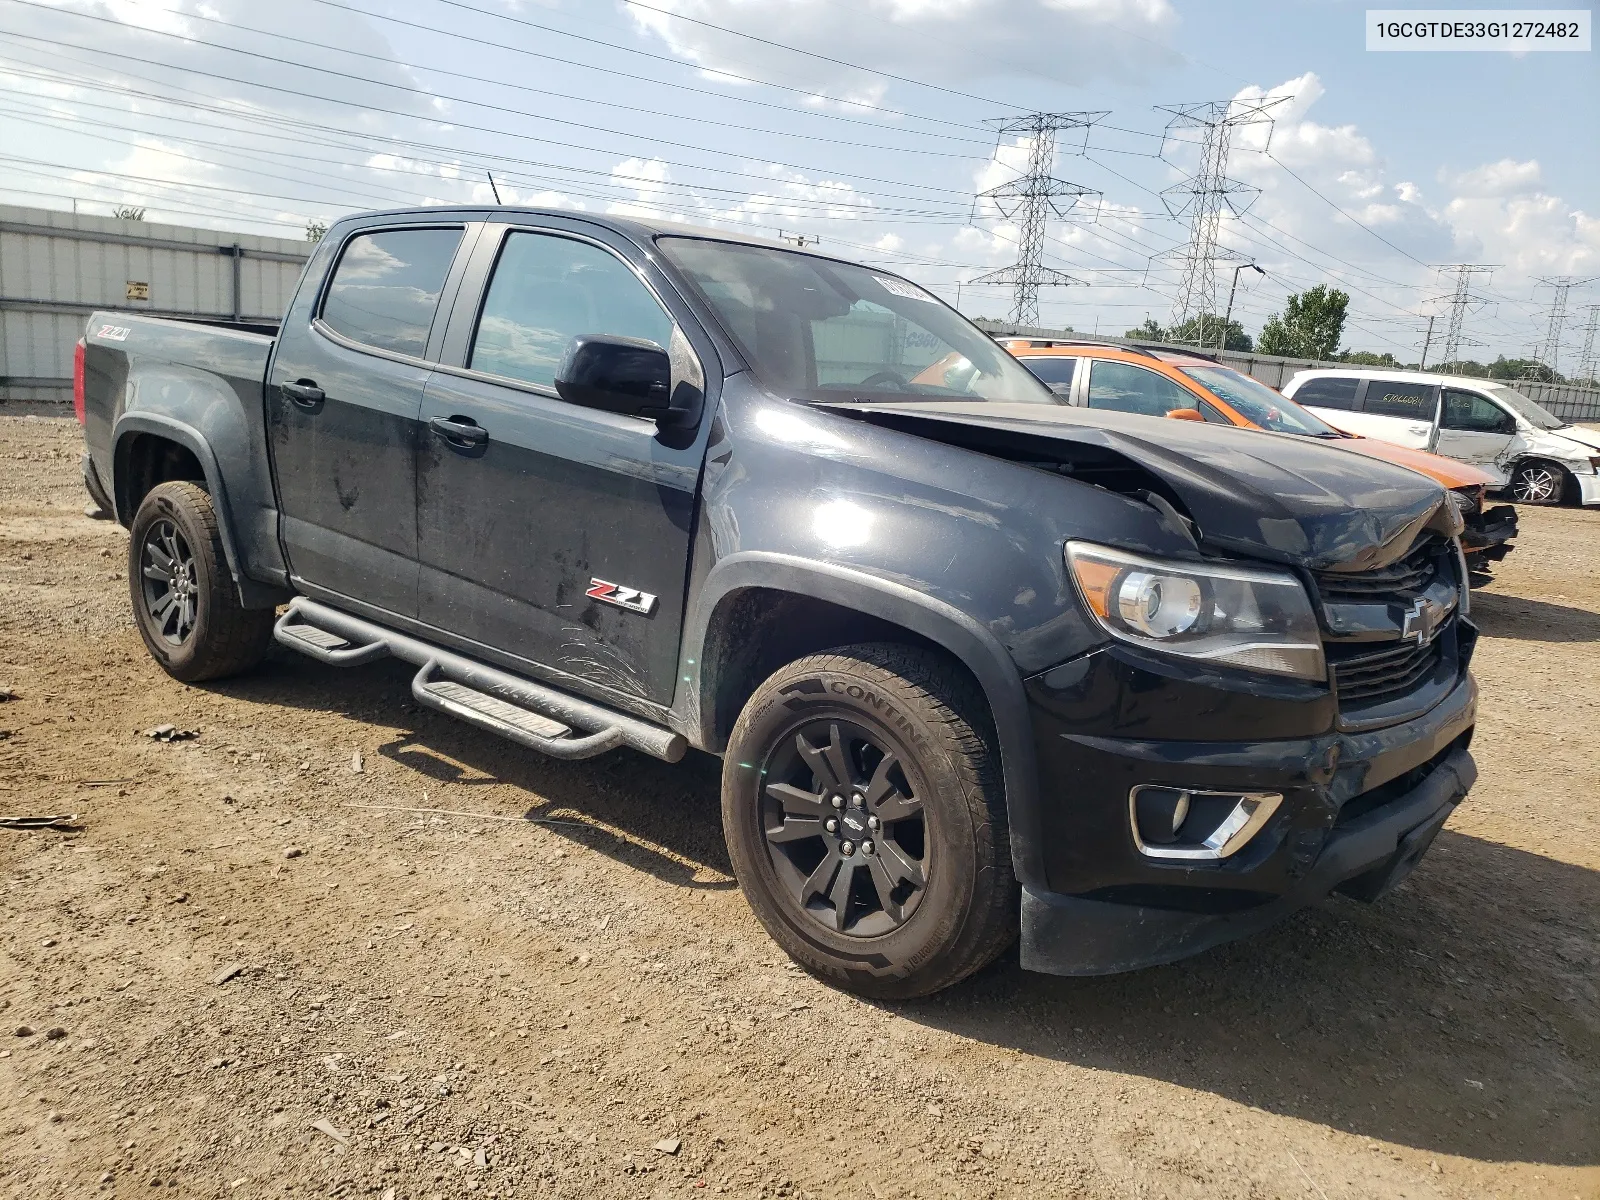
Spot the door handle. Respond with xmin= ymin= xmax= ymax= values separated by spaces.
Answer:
xmin=282 ymin=380 xmax=324 ymax=408
xmin=429 ymin=415 xmax=489 ymax=447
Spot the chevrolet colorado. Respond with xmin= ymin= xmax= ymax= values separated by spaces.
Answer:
xmin=77 ymin=208 xmax=1479 ymax=997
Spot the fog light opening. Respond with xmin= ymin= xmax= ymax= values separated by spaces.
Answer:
xmin=1129 ymin=787 xmax=1283 ymax=862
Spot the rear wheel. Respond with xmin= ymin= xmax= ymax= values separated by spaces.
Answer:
xmin=1509 ymin=460 xmax=1565 ymax=505
xmin=129 ymin=481 xmax=274 ymax=682
xmin=722 ymin=644 xmax=1016 ymax=998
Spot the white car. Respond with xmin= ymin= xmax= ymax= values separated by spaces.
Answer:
xmin=1283 ymin=369 xmax=1600 ymax=506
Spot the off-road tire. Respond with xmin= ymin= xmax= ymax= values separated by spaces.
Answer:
xmin=1508 ymin=460 xmax=1566 ymax=505
xmin=722 ymin=643 xmax=1017 ymax=998
xmin=129 ymin=481 xmax=274 ymax=682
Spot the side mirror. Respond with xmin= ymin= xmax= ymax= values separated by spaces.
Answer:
xmin=554 ymin=334 xmax=673 ymax=420
xmin=1166 ymin=408 xmax=1205 ymax=422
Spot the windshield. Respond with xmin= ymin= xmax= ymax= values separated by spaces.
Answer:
xmin=657 ymin=237 xmax=1055 ymax=404
xmin=1483 ymin=383 xmax=1567 ymax=430
xmin=1178 ymin=365 xmax=1343 ymax=437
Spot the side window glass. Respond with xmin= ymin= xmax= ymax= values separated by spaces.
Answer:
xmin=1442 ymin=389 xmax=1513 ymax=433
xmin=320 ymin=228 xmax=463 ymax=357
xmin=1291 ymin=376 xmax=1359 ymax=410
xmin=1020 ymin=357 xmax=1076 ymax=395
xmin=470 ymin=231 xmax=674 ymax=389
xmin=1086 ymin=360 xmax=1198 ymax=416
xmin=1197 ymin=400 xmax=1231 ymax=424
xmin=1362 ymin=381 xmax=1438 ymax=421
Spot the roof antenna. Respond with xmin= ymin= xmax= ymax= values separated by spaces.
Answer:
xmin=486 ymin=171 xmax=503 ymax=204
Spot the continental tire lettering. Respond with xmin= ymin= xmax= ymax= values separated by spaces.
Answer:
xmin=827 ymin=680 xmax=928 ymax=752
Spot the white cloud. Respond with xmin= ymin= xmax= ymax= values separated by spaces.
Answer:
xmin=626 ymin=0 xmax=1181 ymax=109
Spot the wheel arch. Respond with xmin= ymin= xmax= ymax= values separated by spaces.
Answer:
xmin=679 ymin=552 xmax=1045 ymax=888
xmin=112 ymin=415 xmax=279 ymax=608
xmin=1508 ymin=455 xmax=1576 ymax=503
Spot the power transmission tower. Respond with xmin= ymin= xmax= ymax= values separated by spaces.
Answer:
xmin=1155 ymin=97 xmax=1286 ymax=328
xmin=1575 ymin=304 xmax=1600 ymax=386
xmin=1431 ymin=264 xmax=1496 ymax=372
xmin=1523 ymin=276 xmax=1595 ymax=380
xmin=971 ymin=112 xmax=1103 ymax=327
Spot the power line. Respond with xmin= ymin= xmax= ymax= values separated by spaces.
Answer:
xmin=970 ymin=114 xmax=1102 ymax=325
xmin=1155 ymin=97 xmax=1286 ymax=326
xmin=292 ymin=0 xmax=990 ymax=140
xmin=1432 ymin=265 xmax=1497 ymax=369
xmin=0 ymin=15 xmax=977 ymax=198
xmin=16 ymin=0 xmax=991 ymax=161
xmin=618 ymin=0 xmax=1024 ymax=110
xmin=1524 ymin=275 xmax=1595 ymax=379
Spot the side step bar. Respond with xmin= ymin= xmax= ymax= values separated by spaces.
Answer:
xmin=272 ymin=598 xmax=686 ymax=763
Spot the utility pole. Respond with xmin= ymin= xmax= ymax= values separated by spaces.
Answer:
xmin=971 ymin=112 xmax=1103 ymax=328
xmin=1156 ymin=97 xmax=1286 ymax=329
xmin=1523 ymin=276 xmax=1595 ymax=380
xmin=1419 ymin=314 xmax=1435 ymax=370
xmin=1432 ymin=264 xmax=1496 ymax=372
xmin=1218 ymin=262 xmax=1263 ymax=350
xmin=1575 ymin=304 xmax=1600 ymax=386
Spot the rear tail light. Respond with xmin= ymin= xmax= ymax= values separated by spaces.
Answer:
xmin=73 ymin=339 xmax=87 ymax=425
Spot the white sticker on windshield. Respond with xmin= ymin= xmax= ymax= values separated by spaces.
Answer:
xmin=873 ymin=275 xmax=938 ymax=304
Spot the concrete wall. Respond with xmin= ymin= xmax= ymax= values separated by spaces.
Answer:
xmin=0 ymin=204 xmax=311 ymax=404
xmin=976 ymin=320 xmax=1600 ymax=423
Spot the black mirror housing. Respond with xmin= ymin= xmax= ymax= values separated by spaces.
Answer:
xmin=554 ymin=334 xmax=673 ymax=420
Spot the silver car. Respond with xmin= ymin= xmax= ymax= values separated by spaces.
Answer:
xmin=1283 ymin=369 xmax=1600 ymax=506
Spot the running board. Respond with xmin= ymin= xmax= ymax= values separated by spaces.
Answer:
xmin=272 ymin=599 xmax=685 ymax=763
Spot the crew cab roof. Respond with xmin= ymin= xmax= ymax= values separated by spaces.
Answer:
xmin=327 ymin=205 xmax=867 ymax=268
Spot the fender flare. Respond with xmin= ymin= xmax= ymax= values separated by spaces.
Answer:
xmin=681 ymin=551 xmax=1046 ymax=889
xmin=111 ymin=413 xmax=267 ymax=607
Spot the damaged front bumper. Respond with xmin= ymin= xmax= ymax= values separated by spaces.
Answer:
xmin=1017 ymin=655 xmax=1478 ymax=976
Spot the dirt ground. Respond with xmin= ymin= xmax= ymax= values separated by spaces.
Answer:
xmin=0 ymin=410 xmax=1595 ymax=1200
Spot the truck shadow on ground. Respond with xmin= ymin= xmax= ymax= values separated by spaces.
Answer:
xmin=215 ymin=652 xmax=1596 ymax=1168
xmin=1470 ymin=591 xmax=1600 ymax=642
xmin=899 ymin=831 xmax=1598 ymax=1168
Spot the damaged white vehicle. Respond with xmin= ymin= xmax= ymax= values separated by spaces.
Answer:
xmin=1284 ymin=369 xmax=1600 ymax=506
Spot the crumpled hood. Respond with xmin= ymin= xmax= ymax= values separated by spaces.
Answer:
xmin=1535 ymin=423 xmax=1600 ymax=455
xmin=819 ymin=400 xmax=1459 ymax=572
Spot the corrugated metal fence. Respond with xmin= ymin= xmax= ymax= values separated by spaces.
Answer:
xmin=0 ymin=204 xmax=310 ymax=404
xmin=977 ymin=320 xmax=1600 ymax=423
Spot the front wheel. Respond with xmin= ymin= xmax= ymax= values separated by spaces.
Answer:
xmin=722 ymin=644 xmax=1017 ymax=998
xmin=1509 ymin=461 xmax=1565 ymax=505
xmin=128 ymin=481 xmax=274 ymax=682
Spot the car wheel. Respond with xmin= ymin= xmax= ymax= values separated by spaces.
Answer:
xmin=1509 ymin=461 xmax=1565 ymax=505
xmin=722 ymin=644 xmax=1017 ymax=998
xmin=129 ymin=481 xmax=274 ymax=682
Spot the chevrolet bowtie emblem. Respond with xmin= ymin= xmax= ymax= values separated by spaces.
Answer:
xmin=1400 ymin=597 xmax=1447 ymax=645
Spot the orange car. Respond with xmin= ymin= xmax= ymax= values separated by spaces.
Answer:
xmin=995 ymin=339 xmax=1518 ymax=583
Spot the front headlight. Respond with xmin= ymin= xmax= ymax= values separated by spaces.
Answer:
xmin=1065 ymin=541 xmax=1326 ymax=681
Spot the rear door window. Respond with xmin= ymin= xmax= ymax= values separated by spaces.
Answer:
xmin=1018 ymin=356 xmax=1077 ymax=395
xmin=320 ymin=227 xmax=464 ymax=358
xmin=1085 ymin=360 xmax=1199 ymax=416
xmin=1291 ymin=376 xmax=1360 ymax=410
xmin=1362 ymin=380 xmax=1439 ymax=421
xmin=1442 ymin=389 xmax=1515 ymax=433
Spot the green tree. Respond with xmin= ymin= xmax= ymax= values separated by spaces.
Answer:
xmin=1123 ymin=318 xmax=1165 ymax=341
xmin=1257 ymin=285 xmax=1350 ymax=359
xmin=1166 ymin=313 xmax=1253 ymax=352
xmin=112 ymin=205 xmax=146 ymax=221
xmin=305 ymin=220 xmax=329 ymax=243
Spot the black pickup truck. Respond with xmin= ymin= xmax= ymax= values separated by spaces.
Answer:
xmin=77 ymin=207 xmax=1479 ymax=996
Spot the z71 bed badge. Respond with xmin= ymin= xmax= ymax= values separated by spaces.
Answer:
xmin=586 ymin=578 xmax=657 ymax=615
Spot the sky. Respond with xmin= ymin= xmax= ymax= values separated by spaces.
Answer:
xmin=1 ymin=0 xmax=1596 ymax=363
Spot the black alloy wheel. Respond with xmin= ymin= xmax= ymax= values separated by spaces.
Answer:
xmin=760 ymin=717 xmax=928 ymax=937
xmin=722 ymin=644 xmax=1018 ymax=998
xmin=139 ymin=518 xmax=200 ymax=645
